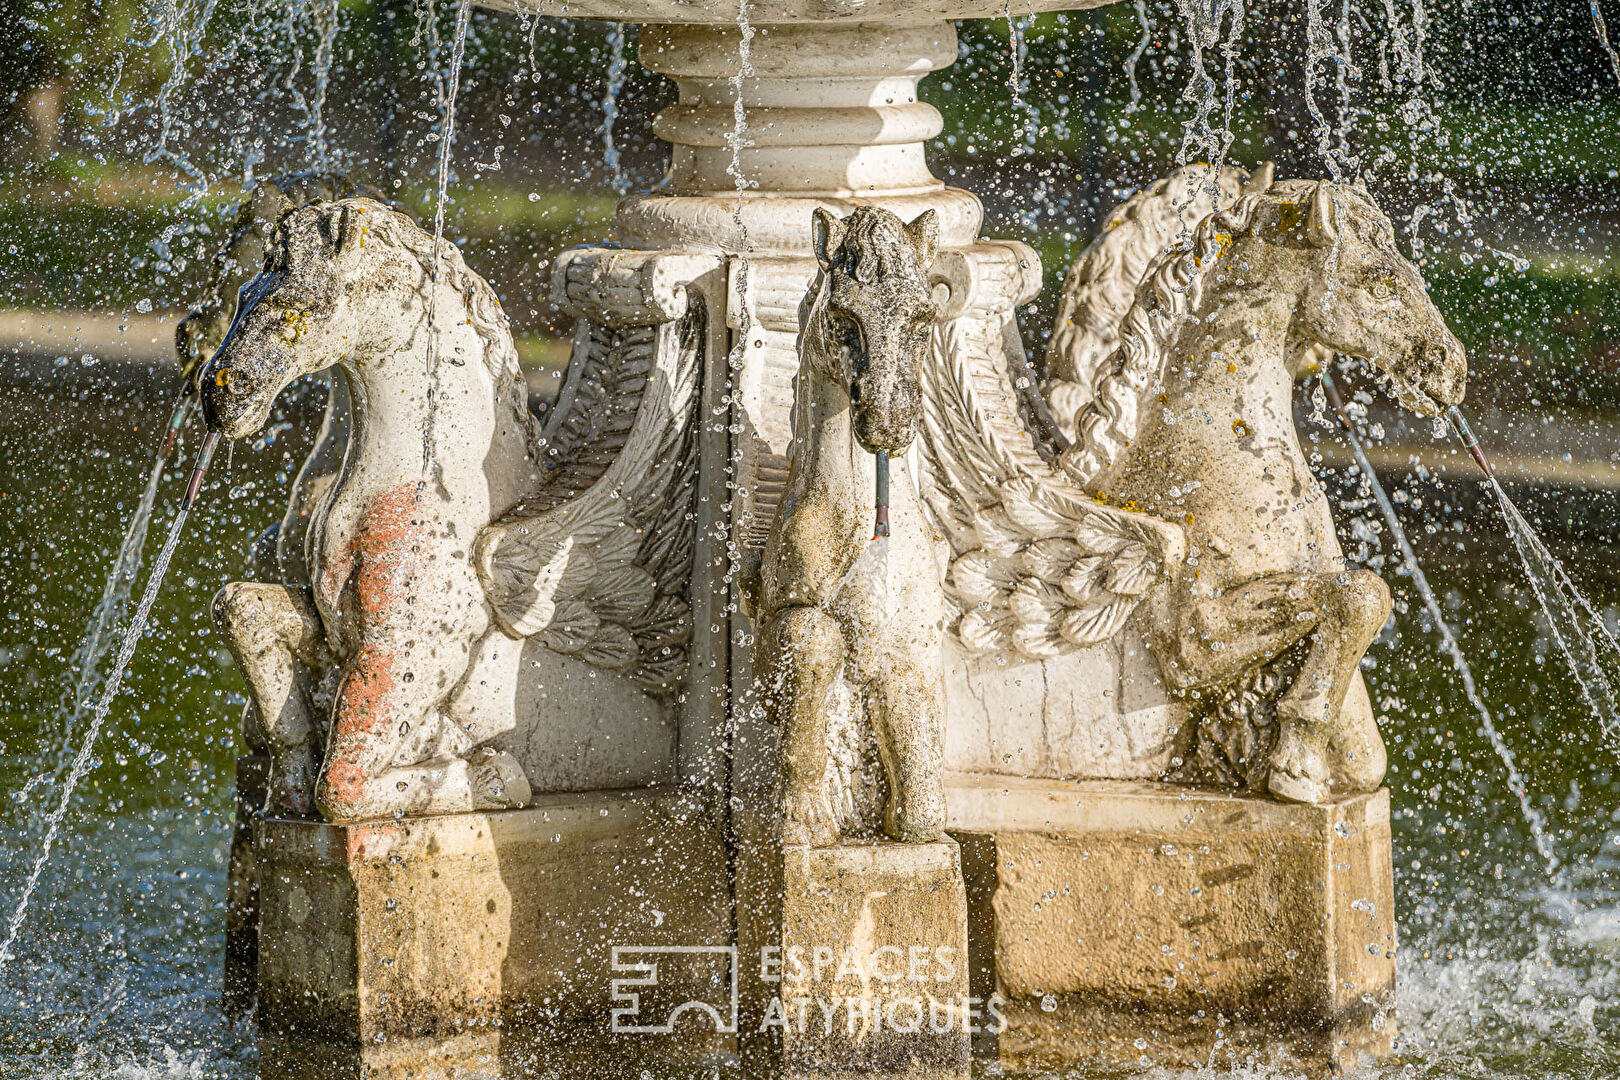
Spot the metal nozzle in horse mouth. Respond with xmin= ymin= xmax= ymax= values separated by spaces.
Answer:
xmin=1321 ymin=369 xmax=1494 ymax=480
xmin=873 ymin=451 xmax=890 ymax=540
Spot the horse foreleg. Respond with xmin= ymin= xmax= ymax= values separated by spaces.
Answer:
xmin=212 ymin=583 xmax=327 ymax=816
xmin=864 ymin=659 xmax=947 ymax=844
xmin=761 ymin=606 xmax=845 ymax=847
xmin=1151 ymin=569 xmax=1390 ymax=803
xmin=315 ymin=632 xmax=529 ymax=821
xmin=1269 ymin=570 xmax=1390 ymax=804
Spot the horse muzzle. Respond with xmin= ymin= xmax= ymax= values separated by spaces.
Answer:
xmin=198 ymin=354 xmax=283 ymax=439
xmin=850 ymin=374 xmax=922 ymax=455
xmin=1413 ymin=335 xmax=1468 ymax=406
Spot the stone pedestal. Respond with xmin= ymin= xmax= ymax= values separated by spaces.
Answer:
xmin=224 ymin=753 xmax=268 ymax=1016
xmin=947 ymin=774 xmax=1397 ymax=1076
xmin=738 ymin=842 xmax=973 ymax=1080
xmin=253 ymin=789 xmax=732 ymax=1080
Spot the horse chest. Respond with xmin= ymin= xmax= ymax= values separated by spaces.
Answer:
xmin=310 ymin=481 xmax=438 ymax=647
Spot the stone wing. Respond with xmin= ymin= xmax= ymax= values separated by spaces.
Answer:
xmin=474 ymin=310 xmax=702 ymax=693
xmin=918 ymin=319 xmax=1185 ymax=661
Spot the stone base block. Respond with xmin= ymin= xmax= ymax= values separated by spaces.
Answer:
xmin=947 ymin=774 xmax=1396 ymax=1077
xmin=224 ymin=753 xmax=268 ymax=1017
xmin=738 ymin=841 xmax=973 ymax=1080
xmin=254 ymin=788 xmax=732 ymax=1080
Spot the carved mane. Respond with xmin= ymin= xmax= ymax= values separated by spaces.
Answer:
xmin=1060 ymin=190 xmax=1268 ymax=487
xmin=271 ymin=199 xmax=522 ymax=385
xmin=1044 ymin=165 xmax=1252 ymax=410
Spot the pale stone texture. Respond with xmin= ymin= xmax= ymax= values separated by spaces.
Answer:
xmin=947 ymin=775 xmax=1397 ymax=1075
xmin=254 ymin=790 xmax=732 ymax=1079
xmin=738 ymin=841 xmax=972 ymax=1080
xmin=941 ymin=631 xmax=1188 ymax=781
xmin=201 ymin=5 xmax=1424 ymax=1077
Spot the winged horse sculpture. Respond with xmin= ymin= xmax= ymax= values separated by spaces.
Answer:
xmin=199 ymin=198 xmax=698 ymax=821
xmin=920 ymin=172 xmax=1466 ymax=803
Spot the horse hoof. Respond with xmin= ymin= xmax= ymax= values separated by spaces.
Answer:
xmin=470 ymin=748 xmax=531 ymax=810
xmin=1268 ymin=766 xmax=1331 ymax=805
xmin=782 ymin=790 xmax=840 ymax=848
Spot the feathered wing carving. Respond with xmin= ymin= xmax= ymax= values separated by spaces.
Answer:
xmin=474 ymin=309 xmax=703 ymax=694
xmin=919 ymin=317 xmax=1186 ymax=660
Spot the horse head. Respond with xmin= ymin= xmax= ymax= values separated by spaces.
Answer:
xmin=1270 ymin=180 xmax=1467 ymax=411
xmin=808 ymin=206 xmax=940 ymax=454
xmin=199 ymin=197 xmax=412 ymax=439
xmin=176 ymin=174 xmax=386 ymax=388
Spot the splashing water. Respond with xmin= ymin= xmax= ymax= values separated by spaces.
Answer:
xmin=1303 ymin=0 xmax=1354 ymax=180
xmin=1123 ymin=0 xmax=1153 ymax=112
xmin=600 ymin=23 xmax=630 ymax=195
xmin=725 ymin=0 xmax=756 ymax=365
xmin=1436 ymin=412 xmax=1620 ymax=748
xmin=1485 ymin=470 xmax=1620 ymax=747
xmin=306 ymin=0 xmax=342 ymax=169
xmin=1002 ymin=1 xmax=1038 ymax=154
xmin=1172 ymin=0 xmax=1245 ymax=179
xmin=0 ymin=433 xmax=219 ymax=977
xmin=66 ymin=451 xmax=168 ymax=719
xmin=20 ymin=398 xmax=195 ymax=808
xmin=421 ymin=0 xmax=473 ymax=480
xmin=1322 ymin=374 xmax=1558 ymax=874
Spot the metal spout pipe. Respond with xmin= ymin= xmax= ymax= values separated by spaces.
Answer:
xmin=1447 ymin=404 xmax=1495 ymax=478
xmin=159 ymin=389 xmax=195 ymax=460
xmin=182 ymin=430 xmax=221 ymax=510
xmin=873 ymin=451 xmax=890 ymax=539
xmin=1319 ymin=370 xmax=1496 ymax=480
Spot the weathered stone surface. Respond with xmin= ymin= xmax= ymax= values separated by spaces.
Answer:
xmin=948 ymin=774 xmax=1396 ymax=1076
xmin=739 ymin=842 xmax=973 ymax=1080
xmin=223 ymin=752 xmax=268 ymax=1017
xmin=942 ymin=632 xmax=1188 ymax=782
xmin=254 ymin=789 xmax=732 ymax=1080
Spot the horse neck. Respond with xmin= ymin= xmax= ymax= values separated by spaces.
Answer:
xmin=1158 ymin=266 xmax=1302 ymax=411
xmin=340 ymin=286 xmax=521 ymax=503
xmin=790 ymin=334 xmax=872 ymax=513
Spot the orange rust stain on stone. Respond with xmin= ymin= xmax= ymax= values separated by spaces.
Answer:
xmin=322 ymin=483 xmax=429 ymax=815
xmin=324 ymin=646 xmax=399 ymax=812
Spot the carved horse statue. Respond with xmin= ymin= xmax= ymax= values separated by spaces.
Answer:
xmin=177 ymin=172 xmax=380 ymax=587
xmin=921 ymin=178 xmax=1466 ymax=804
xmin=199 ymin=198 xmax=698 ymax=821
xmin=755 ymin=206 xmax=948 ymax=847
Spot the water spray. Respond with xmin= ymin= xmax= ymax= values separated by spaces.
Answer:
xmin=873 ymin=451 xmax=890 ymax=539
xmin=0 ymin=426 xmax=222 ymax=975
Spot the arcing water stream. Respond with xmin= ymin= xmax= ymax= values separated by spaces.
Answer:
xmin=1321 ymin=371 xmax=1558 ymax=873
xmin=0 ymin=432 xmax=219 ymax=978
xmin=421 ymin=0 xmax=475 ymax=480
xmin=20 ymin=394 xmax=195 ymax=810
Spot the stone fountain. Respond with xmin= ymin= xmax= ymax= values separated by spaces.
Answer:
xmin=199 ymin=2 xmax=1453 ymax=1077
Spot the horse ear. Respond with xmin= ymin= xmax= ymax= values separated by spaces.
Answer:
xmin=1306 ymin=182 xmax=1339 ymax=248
xmin=812 ymin=208 xmax=843 ymax=271
xmin=1243 ymin=161 xmax=1275 ymax=195
xmin=907 ymin=209 xmax=940 ymax=269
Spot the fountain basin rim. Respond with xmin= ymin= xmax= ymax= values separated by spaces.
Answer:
xmin=474 ymin=0 xmax=1116 ymax=24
